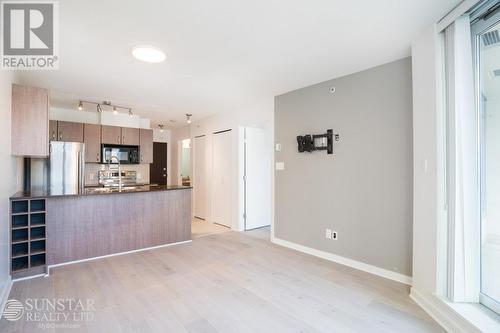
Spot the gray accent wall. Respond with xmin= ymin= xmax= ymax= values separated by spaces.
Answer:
xmin=274 ymin=57 xmax=413 ymax=276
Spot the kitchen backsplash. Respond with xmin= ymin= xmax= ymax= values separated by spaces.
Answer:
xmin=85 ymin=163 xmax=150 ymax=186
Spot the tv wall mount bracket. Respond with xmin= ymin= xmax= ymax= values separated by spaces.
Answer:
xmin=297 ymin=129 xmax=339 ymax=154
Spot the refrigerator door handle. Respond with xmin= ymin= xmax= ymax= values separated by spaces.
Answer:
xmin=78 ymin=149 xmax=84 ymax=194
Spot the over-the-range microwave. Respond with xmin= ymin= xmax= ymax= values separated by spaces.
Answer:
xmin=101 ymin=144 xmax=140 ymax=164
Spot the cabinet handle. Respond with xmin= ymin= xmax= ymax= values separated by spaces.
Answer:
xmin=123 ymin=136 xmax=125 ymax=144
xmin=51 ymin=131 xmax=56 ymax=140
xmin=96 ymin=154 xmax=100 ymax=162
xmin=141 ymin=155 xmax=143 ymax=162
xmin=59 ymin=133 xmax=62 ymax=140
xmin=117 ymin=135 xmax=120 ymax=143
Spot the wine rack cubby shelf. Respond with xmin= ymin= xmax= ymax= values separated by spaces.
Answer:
xmin=10 ymin=198 xmax=47 ymax=278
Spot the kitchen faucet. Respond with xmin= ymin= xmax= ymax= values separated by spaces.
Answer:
xmin=108 ymin=155 xmax=122 ymax=191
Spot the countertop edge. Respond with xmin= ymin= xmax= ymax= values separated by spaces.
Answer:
xmin=10 ymin=186 xmax=193 ymax=200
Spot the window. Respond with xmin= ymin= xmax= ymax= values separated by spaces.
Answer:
xmin=472 ymin=1 xmax=500 ymax=314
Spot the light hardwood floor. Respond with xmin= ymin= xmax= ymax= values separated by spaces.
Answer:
xmin=1 ymin=228 xmax=443 ymax=332
xmin=191 ymin=218 xmax=230 ymax=239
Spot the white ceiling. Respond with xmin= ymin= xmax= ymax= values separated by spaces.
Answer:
xmin=18 ymin=0 xmax=461 ymax=127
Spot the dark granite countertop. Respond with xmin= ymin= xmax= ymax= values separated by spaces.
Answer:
xmin=10 ymin=185 xmax=192 ymax=200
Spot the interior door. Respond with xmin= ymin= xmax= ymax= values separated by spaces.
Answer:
xmin=244 ymin=127 xmax=271 ymax=230
xmin=212 ymin=130 xmax=232 ymax=227
xmin=150 ymin=142 xmax=168 ymax=185
xmin=194 ymin=136 xmax=207 ymax=219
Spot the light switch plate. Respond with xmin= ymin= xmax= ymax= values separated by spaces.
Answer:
xmin=275 ymin=162 xmax=285 ymax=170
xmin=275 ymin=143 xmax=282 ymax=152
xmin=325 ymin=229 xmax=332 ymax=239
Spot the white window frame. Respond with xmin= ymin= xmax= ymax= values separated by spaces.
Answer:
xmin=470 ymin=1 xmax=500 ymax=315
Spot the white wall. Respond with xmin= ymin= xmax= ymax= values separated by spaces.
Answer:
xmin=190 ymin=99 xmax=274 ymax=231
xmin=170 ymin=126 xmax=191 ymax=186
xmin=50 ymin=107 xmax=150 ymax=129
xmin=411 ymin=25 xmax=441 ymax=296
xmin=0 ymin=72 xmax=22 ymax=309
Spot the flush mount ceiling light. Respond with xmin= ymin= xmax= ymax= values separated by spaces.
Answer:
xmin=186 ymin=113 xmax=192 ymax=124
xmin=132 ymin=46 xmax=166 ymax=63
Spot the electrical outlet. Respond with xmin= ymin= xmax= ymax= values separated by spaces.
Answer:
xmin=332 ymin=231 xmax=338 ymax=240
xmin=325 ymin=229 xmax=332 ymax=239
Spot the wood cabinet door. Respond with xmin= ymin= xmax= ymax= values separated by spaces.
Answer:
xmin=121 ymin=127 xmax=140 ymax=146
xmin=140 ymin=129 xmax=153 ymax=164
xmin=57 ymin=121 xmax=84 ymax=142
xmin=49 ymin=120 xmax=58 ymax=141
xmin=84 ymin=124 xmax=101 ymax=163
xmin=101 ymin=125 xmax=122 ymax=145
xmin=11 ymin=84 xmax=49 ymax=157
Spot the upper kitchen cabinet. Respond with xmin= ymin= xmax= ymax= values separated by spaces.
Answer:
xmin=11 ymin=84 xmax=49 ymax=157
xmin=57 ymin=121 xmax=84 ymax=142
xmin=84 ymin=124 xmax=101 ymax=163
xmin=49 ymin=120 xmax=58 ymax=141
xmin=101 ymin=125 xmax=122 ymax=145
xmin=140 ymin=129 xmax=153 ymax=164
xmin=121 ymin=127 xmax=140 ymax=146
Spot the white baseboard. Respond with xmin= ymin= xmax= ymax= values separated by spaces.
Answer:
xmin=271 ymin=236 xmax=412 ymax=285
xmin=48 ymin=239 xmax=192 ymax=271
xmin=409 ymin=288 xmax=481 ymax=333
xmin=0 ymin=276 xmax=13 ymax=316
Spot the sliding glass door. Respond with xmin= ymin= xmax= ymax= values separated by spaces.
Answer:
xmin=473 ymin=3 xmax=500 ymax=314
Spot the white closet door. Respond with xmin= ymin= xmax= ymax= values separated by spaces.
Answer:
xmin=245 ymin=127 xmax=271 ymax=230
xmin=212 ymin=130 xmax=232 ymax=227
xmin=194 ymin=136 xmax=206 ymax=219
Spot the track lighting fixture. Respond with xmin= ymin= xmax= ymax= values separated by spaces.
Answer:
xmin=77 ymin=100 xmax=133 ymax=117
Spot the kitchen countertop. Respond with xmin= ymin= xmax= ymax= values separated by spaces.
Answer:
xmin=10 ymin=185 xmax=192 ymax=200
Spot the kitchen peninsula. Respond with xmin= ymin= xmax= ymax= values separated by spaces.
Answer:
xmin=10 ymin=185 xmax=191 ymax=279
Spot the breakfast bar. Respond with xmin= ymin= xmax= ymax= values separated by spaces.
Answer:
xmin=10 ymin=186 xmax=192 ymax=278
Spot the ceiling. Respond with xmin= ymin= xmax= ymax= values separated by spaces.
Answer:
xmin=18 ymin=0 xmax=461 ymax=127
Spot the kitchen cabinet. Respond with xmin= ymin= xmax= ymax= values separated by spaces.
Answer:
xmin=49 ymin=120 xmax=58 ymax=141
xmin=121 ymin=127 xmax=139 ymax=146
xmin=84 ymin=124 xmax=101 ymax=163
xmin=11 ymin=84 xmax=49 ymax=157
xmin=101 ymin=125 xmax=122 ymax=145
xmin=140 ymin=129 xmax=153 ymax=164
xmin=57 ymin=121 xmax=84 ymax=142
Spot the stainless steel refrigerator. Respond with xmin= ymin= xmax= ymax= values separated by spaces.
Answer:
xmin=49 ymin=141 xmax=85 ymax=195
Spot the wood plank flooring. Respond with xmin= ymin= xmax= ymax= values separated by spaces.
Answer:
xmin=0 ymin=228 xmax=443 ymax=332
